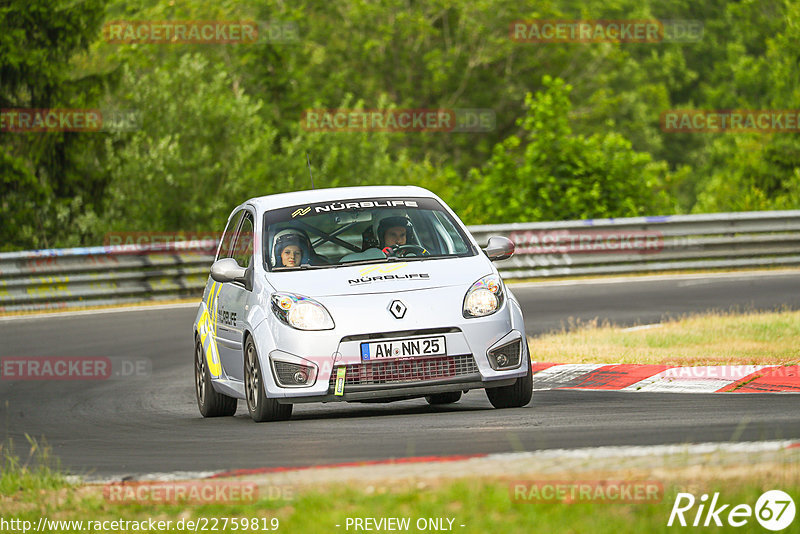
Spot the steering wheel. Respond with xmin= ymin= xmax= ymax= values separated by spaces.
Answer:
xmin=389 ymin=244 xmax=430 ymax=257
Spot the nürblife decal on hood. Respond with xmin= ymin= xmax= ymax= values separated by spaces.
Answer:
xmin=348 ymin=262 xmax=430 ymax=286
xmin=349 ymin=272 xmax=430 ymax=285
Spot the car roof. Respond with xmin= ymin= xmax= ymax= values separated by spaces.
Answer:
xmin=246 ymin=185 xmax=437 ymax=211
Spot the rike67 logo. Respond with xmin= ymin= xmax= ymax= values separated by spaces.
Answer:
xmin=668 ymin=490 xmax=795 ymax=531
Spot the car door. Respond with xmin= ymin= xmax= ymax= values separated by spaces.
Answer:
xmin=201 ymin=209 xmax=244 ymax=381
xmin=215 ymin=209 xmax=255 ymax=382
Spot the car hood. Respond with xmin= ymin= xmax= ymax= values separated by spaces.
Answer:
xmin=265 ymin=255 xmax=492 ymax=297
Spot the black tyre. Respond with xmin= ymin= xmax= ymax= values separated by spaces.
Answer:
xmin=425 ymin=391 xmax=462 ymax=405
xmin=195 ymin=338 xmax=237 ymax=417
xmin=244 ymin=337 xmax=292 ymax=422
xmin=485 ymin=358 xmax=533 ymax=409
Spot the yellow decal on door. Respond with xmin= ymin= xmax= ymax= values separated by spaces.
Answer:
xmin=198 ymin=282 xmax=223 ymax=378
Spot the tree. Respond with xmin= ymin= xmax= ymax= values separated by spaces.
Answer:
xmin=0 ymin=0 xmax=110 ymax=250
xmin=460 ymin=76 xmax=670 ymax=223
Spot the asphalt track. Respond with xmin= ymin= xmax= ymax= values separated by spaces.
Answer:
xmin=1 ymin=270 xmax=799 ymax=478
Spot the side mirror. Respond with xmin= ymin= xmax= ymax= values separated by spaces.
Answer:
xmin=482 ymin=236 xmax=515 ymax=261
xmin=210 ymin=258 xmax=252 ymax=290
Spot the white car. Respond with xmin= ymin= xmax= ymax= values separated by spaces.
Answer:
xmin=193 ymin=185 xmax=532 ymax=422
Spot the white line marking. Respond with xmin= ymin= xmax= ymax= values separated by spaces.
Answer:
xmin=620 ymin=323 xmax=663 ymax=332
xmin=0 ymin=302 xmax=200 ymax=322
xmin=624 ymin=365 xmax=771 ymax=393
xmin=533 ymin=363 xmax=604 ymax=390
xmin=508 ymin=268 xmax=800 ymax=289
xmin=485 ymin=440 xmax=798 ymax=462
xmin=73 ymin=440 xmax=798 ymax=483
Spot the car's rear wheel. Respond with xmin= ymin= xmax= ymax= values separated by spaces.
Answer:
xmin=485 ymin=358 xmax=533 ymax=409
xmin=244 ymin=337 xmax=292 ymax=422
xmin=195 ymin=338 xmax=237 ymax=417
xmin=425 ymin=391 xmax=462 ymax=405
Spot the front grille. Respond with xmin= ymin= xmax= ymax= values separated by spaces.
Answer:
xmin=328 ymin=355 xmax=478 ymax=388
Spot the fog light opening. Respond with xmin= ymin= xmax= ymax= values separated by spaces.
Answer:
xmin=487 ymin=338 xmax=522 ymax=370
xmin=272 ymin=360 xmax=316 ymax=387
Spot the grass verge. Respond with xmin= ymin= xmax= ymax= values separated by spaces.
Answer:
xmin=1 ymin=473 xmax=798 ymax=533
xmin=0 ymin=435 xmax=66 ymax=496
xmin=2 ymin=439 xmax=799 ymax=533
xmin=530 ymin=309 xmax=800 ymax=365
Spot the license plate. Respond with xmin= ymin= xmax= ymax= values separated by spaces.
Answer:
xmin=360 ymin=336 xmax=446 ymax=360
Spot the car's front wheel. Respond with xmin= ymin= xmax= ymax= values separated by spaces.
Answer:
xmin=244 ymin=337 xmax=293 ymax=422
xmin=485 ymin=358 xmax=533 ymax=409
xmin=195 ymin=338 xmax=237 ymax=417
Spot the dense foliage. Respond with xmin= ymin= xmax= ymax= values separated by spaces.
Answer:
xmin=1 ymin=0 xmax=798 ymax=250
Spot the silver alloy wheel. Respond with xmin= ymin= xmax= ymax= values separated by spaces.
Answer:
xmin=245 ymin=342 xmax=259 ymax=411
xmin=195 ymin=342 xmax=206 ymax=405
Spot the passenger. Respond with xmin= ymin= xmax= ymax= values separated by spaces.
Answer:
xmin=272 ymin=230 xmax=312 ymax=268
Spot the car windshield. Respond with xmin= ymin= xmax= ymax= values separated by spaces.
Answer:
xmin=263 ymin=197 xmax=475 ymax=271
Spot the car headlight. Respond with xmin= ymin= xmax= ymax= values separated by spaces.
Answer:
xmin=271 ymin=293 xmax=335 ymax=330
xmin=463 ymin=274 xmax=504 ymax=318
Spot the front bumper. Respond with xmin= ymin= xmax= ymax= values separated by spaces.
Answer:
xmin=281 ymin=369 xmax=516 ymax=404
xmin=266 ymin=328 xmax=526 ymax=402
xmin=256 ymin=285 xmax=529 ymax=401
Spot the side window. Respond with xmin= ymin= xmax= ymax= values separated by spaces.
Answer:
xmin=232 ymin=212 xmax=255 ymax=268
xmin=433 ymin=211 xmax=469 ymax=254
xmin=408 ymin=213 xmax=438 ymax=252
xmin=217 ymin=210 xmax=244 ymax=260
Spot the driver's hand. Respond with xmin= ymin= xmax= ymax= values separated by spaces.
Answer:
xmin=382 ymin=246 xmax=396 ymax=256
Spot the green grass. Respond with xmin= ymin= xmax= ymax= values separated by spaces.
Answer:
xmin=531 ymin=309 xmax=800 ymax=365
xmin=0 ymin=435 xmax=66 ymax=496
xmin=1 ymin=473 xmax=798 ymax=533
xmin=1 ymin=439 xmax=798 ymax=532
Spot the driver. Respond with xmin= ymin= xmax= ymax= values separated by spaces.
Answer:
xmin=377 ymin=216 xmax=412 ymax=248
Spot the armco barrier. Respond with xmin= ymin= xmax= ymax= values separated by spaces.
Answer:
xmin=0 ymin=241 xmax=215 ymax=312
xmin=1 ymin=211 xmax=799 ymax=312
xmin=470 ymin=210 xmax=800 ymax=279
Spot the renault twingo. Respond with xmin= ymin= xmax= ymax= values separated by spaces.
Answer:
xmin=193 ymin=186 xmax=532 ymax=422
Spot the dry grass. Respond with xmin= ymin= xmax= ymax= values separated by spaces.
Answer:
xmin=530 ymin=310 xmax=800 ymax=365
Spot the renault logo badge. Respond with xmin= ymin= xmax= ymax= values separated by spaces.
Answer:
xmin=389 ymin=300 xmax=407 ymax=319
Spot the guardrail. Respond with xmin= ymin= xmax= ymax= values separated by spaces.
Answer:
xmin=470 ymin=210 xmax=800 ymax=279
xmin=0 ymin=241 xmax=216 ymax=312
xmin=1 ymin=210 xmax=799 ymax=312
